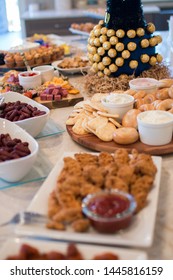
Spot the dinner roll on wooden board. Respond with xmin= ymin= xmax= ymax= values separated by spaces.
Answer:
xmin=122 ymin=109 xmax=141 ymax=129
xmin=113 ymin=127 xmax=139 ymax=145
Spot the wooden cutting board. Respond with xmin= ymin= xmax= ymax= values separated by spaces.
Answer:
xmin=34 ymin=93 xmax=84 ymax=109
xmin=67 ymin=125 xmax=173 ymax=155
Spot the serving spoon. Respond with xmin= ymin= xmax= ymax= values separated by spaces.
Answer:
xmin=0 ymin=95 xmax=5 ymax=106
xmin=20 ymin=52 xmax=32 ymax=72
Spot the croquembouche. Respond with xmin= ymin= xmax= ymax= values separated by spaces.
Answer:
xmin=87 ymin=0 xmax=163 ymax=77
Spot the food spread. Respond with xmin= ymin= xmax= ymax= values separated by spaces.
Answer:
xmin=0 ymin=0 xmax=173 ymax=261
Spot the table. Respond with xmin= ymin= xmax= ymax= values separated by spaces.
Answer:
xmin=0 ymin=33 xmax=173 ymax=260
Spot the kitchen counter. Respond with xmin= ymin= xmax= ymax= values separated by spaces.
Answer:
xmin=21 ymin=5 xmax=161 ymax=20
xmin=21 ymin=5 xmax=170 ymax=38
xmin=21 ymin=9 xmax=99 ymax=37
xmin=21 ymin=9 xmax=85 ymax=20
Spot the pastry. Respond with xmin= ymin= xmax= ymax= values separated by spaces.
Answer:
xmin=4 ymin=54 xmax=15 ymax=68
xmin=122 ymin=109 xmax=141 ymax=129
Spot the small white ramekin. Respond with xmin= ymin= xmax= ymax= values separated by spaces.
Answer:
xmin=33 ymin=65 xmax=54 ymax=83
xmin=129 ymin=78 xmax=158 ymax=94
xmin=137 ymin=110 xmax=173 ymax=146
xmin=18 ymin=70 xmax=41 ymax=89
xmin=101 ymin=93 xmax=134 ymax=120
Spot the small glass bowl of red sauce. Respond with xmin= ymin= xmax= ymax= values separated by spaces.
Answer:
xmin=82 ymin=190 xmax=136 ymax=234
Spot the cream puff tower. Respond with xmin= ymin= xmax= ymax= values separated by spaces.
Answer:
xmin=87 ymin=0 xmax=163 ymax=77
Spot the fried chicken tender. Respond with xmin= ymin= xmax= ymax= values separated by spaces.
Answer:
xmin=80 ymin=182 xmax=101 ymax=197
xmin=117 ymin=164 xmax=135 ymax=185
xmin=57 ymin=193 xmax=81 ymax=208
xmin=74 ymin=153 xmax=98 ymax=167
xmin=98 ymin=152 xmax=114 ymax=166
xmin=61 ymin=157 xmax=82 ymax=177
xmin=105 ymin=175 xmax=129 ymax=193
xmin=130 ymin=175 xmax=154 ymax=195
xmin=82 ymin=165 xmax=104 ymax=187
xmin=56 ymin=175 xmax=83 ymax=208
xmin=57 ymin=176 xmax=82 ymax=194
xmin=46 ymin=221 xmax=65 ymax=231
xmin=129 ymin=149 xmax=157 ymax=177
xmin=71 ymin=218 xmax=90 ymax=232
xmin=106 ymin=162 xmax=119 ymax=176
xmin=130 ymin=155 xmax=157 ymax=177
xmin=133 ymin=191 xmax=148 ymax=213
xmin=47 ymin=191 xmax=61 ymax=218
xmin=114 ymin=148 xmax=130 ymax=165
xmin=52 ymin=207 xmax=82 ymax=224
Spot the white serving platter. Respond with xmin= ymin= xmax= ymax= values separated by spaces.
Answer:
xmin=51 ymin=58 xmax=90 ymax=74
xmin=16 ymin=152 xmax=162 ymax=248
xmin=0 ymin=238 xmax=147 ymax=260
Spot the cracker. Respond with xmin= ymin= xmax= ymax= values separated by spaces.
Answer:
xmin=74 ymin=100 xmax=90 ymax=109
xmin=92 ymin=111 xmax=99 ymax=117
xmin=87 ymin=116 xmax=108 ymax=131
xmin=96 ymin=122 xmax=116 ymax=142
xmin=85 ymin=124 xmax=97 ymax=135
xmin=84 ymin=110 xmax=94 ymax=117
xmin=66 ymin=111 xmax=88 ymax=125
xmin=73 ymin=108 xmax=84 ymax=113
xmin=83 ymin=104 xmax=95 ymax=113
xmin=91 ymin=93 xmax=106 ymax=103
xmin=97 ymin=111 xmax=119 ymax=118
xmin=72 ymin=116 xmax=89 ymax=135
xmin=89 ymin=101 xmax=107 ymax=112
xmin=69 ymin=112 xmax=80 ymax=118
xmin=66 ymin=116 xmax=78 ymax=125
xmin=108 ymin=117 xmax=122 ymax=128
xmin=82 ymin=118 xmax=92 ymax=133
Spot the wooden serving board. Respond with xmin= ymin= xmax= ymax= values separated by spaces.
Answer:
xmin=67 ymin=125 xmax=173 ymax=155
xmin=34 ymin=94 xmax=84 ymax=109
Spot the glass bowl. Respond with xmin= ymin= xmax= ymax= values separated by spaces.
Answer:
xmin=82 ymin=190 xmax=136 ymax=234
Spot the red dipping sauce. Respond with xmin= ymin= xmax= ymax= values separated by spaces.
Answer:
xmin=82 ymin=190 xmax=136 ymax=234
xmin=88 ymin=194 xmax=130 ymax=218
xmin=21 ymin=72 xmax=37 ymax=77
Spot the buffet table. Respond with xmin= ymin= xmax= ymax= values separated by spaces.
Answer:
xmin=0 ymin=75 xmax=173 ymax=260
xmin=0 ymin=33 xmax=173 ymax=260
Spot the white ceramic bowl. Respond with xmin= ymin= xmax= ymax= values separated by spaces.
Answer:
xmin=0 ymin=118 xmax=39 ymax=182
xmin=137 ymin=110 xmax=173 ymax=146
xmin=18 ymin=70 xmax=41 ymax=89
xmin=129 ymin=78 xmax=158 ymax=93
xmin=33 ymin=65 xmax=54 ymax=83
xmin=1 ymin=91 xmax=50 ymax=137
xmin=101 ymin=93 xmax=134 ymax=120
